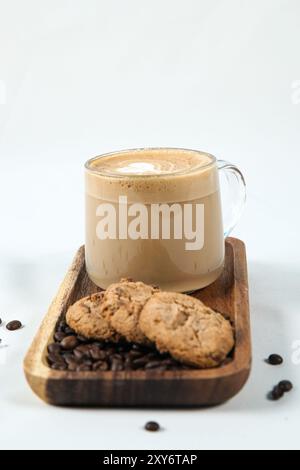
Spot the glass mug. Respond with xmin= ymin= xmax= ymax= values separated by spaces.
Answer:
xmin=85 ymin=148 xmax=246 ymax=292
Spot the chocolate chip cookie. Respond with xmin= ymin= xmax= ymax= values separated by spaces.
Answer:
xmin=139 ymin=292 xmax=234 ymax=368
xmin=66 ymin=291 xmax=121 ymax=342
xmin=104 ymin=278 xmax=159 ymax=344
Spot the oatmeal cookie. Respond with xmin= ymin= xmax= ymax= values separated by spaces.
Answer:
xmin=65 ymin=291 xmax=121 ymax=341
xmin=139 ymin=291 xmax=234 ymax=368
xmin=104 ymin=278 xmax=159 ymax=344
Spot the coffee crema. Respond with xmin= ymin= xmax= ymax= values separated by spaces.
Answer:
xmin=89 ymin=148 xmax=212 ymax=176
xmin=85 ymin=148 xmax=224 ymax=292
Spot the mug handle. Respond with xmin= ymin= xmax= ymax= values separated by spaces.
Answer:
xmin=217 ymin=160 xmax=246 ymax=237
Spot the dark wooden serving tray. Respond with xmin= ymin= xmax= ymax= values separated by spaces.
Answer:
xmin=24 ymin=238 xmax=251 ymax=407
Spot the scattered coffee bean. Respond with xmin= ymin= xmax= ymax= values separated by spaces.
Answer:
xmin=6 ymin=320 xmax=22 ymax=331
xmin=0 ymin=318 xmax=2 ymax=325
xmin=145 ymin=421 xmax=160 ymax=432
xmin=266 ymin=354 xmax=283 ymax=365
xmin=60 ymin=335 xmax=78 ymax=350
xmin=268 ymin=385 xmax=284 ymax=401
xmin=278 ymin=380 xmax=293 ymax=392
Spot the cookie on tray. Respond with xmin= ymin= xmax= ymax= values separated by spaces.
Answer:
xmin=104 ymin=278 xmax=159 ymax=344
xmin=66 ymin=291 xmax=121 ymax=342
xmin=139 ymin=291 xmax=234 ymax=368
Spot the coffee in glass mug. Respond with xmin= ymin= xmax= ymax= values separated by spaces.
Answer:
xmin=85 ymin=148 xmax=245 ymax=292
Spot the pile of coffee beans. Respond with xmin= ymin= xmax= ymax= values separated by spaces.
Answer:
xmin=47 ymin=318 xmax=192 ymax=372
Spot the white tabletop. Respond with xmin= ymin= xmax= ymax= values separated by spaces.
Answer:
xmin=0 ymin=0 xmax=300 ymax=450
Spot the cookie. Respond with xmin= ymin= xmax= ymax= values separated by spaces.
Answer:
xmin=66 ymin=291 xmax=121 ymax=341
xmin=103 ymin=278 xmax=159 ymax=344
xmin=139 ymin=292 xmax=234 ymax=368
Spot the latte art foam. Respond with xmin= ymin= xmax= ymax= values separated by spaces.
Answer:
xmin=88 ymin=148 xmax=212 ymax=176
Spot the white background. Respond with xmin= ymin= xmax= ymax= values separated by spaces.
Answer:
xmin=0 ymin=0 xmax=300 ymax=450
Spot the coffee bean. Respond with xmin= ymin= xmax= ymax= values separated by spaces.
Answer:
xmin=47 ymin=343 xmax=61 ymax=354
xmin=57 ymin=321 xmax=67 ymax=332
xmin=133 ymin=356 xmax=148 ymax=367
xmin=76 ymin=363 xmax=92 ymax=371
xmin=64 ymin=355 xmax=81 ymax=366
xmin=60 ymin=335 xmax=78 ymax=350
xmin=6 ymin=320 xmax=22 ymax=331
xmin=73 ymin=350 xmax=84 ymax=359
xmin=278 ymin=380 xmax=293 ymax=392
xmin=51 ymin=362 xmax=67 ymax=371
xmin=0 ymin=318 xmax=2 ymax=325
xmin=145 ymin=352 xmax=158 ymax=360
xmin=111 ymin=359 xmax=124 ymax=371
xmin=90 ymin=345 xmax=107 ymax=360
xmin=128 ymin=350 xmax=143 ymax=359
xmin=160 ymin=358 xmax=177 ymax=366
xmin=266 ymin=354 xmax=283 ymax=365
xmin=74 ymin=344 xmax=91 ymax=355
xmin=112 ymin=353 xmax=123 ymax=361
xmin=54 ymin=331 xmax=66 ymax=342
xmin=145 ymin=360 xmax=163 ymax=369
xmin=268 ymin=385 xmax=284 ymax=401
xmin=105 ymin=347 xmax=116 ymax=356
xmin=92 ymin=360 xmax=109 ymax=371
xmin=124 ymin=357 xmax=133 ymax=370
xmin=47 ymin=352 xmax=66 ymax=365
xmin=77 ymin=335 xmax=90 ymax=343
xmin=157 ymin=365 xmax=168 ymax=371
xmin=145 ymin=421 xmax=160 ymax=432
xmin=64 ymin=326 xmax=75 ymax=335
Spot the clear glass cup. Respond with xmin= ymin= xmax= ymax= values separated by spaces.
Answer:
xmin=85 ymin=148 xmax=246 ymax=292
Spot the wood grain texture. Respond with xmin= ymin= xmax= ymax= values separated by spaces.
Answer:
xmin=23 ymin=238 xmax=251 ymax=407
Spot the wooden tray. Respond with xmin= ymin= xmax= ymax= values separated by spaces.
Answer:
xmin=24 ymin=237 xmax=251 ymax=407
